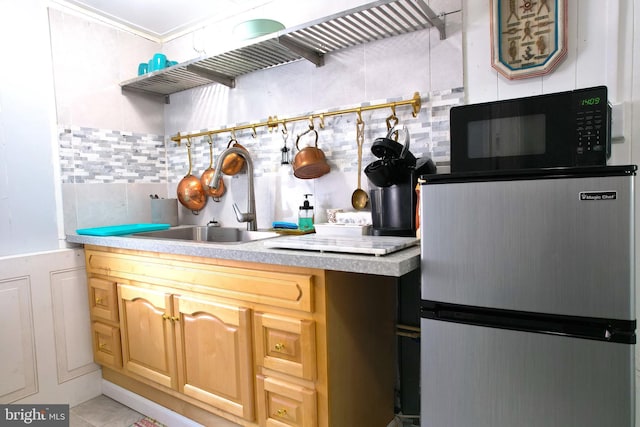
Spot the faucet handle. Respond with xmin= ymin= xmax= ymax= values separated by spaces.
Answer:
xmin=232 ymin=203 xmax=255 ymax=223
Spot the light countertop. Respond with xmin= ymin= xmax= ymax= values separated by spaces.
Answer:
xmin=66 ymin=232 xmax=420 ymax=277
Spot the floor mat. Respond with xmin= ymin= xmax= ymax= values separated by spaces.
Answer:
xmin=129 ymin=417 xmax=166 ymax=427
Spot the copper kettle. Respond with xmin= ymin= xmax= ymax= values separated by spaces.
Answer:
xmin=292 ymin=127 xmax=330 ymax=179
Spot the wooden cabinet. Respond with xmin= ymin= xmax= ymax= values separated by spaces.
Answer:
xmin=88 ymin=277 xmax=122 ymax=368
xmin=117 ymin=284 xmax=256 ymax=420
xmin=254 ymin=312 xmax=316 ymax=381
xmin=254 ymin=312 xmax=317 ymax=426
xmin=174 ymin=294 xmax=254 ymax=420
xmin=118 ymin=284 xmax=176 ymax=389
xmin=83 ymin=245 xmax=396 ymax=427
xmin=256 ymin=375 xmax=316 ymax=427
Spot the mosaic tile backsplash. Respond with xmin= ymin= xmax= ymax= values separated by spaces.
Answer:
xmin=58 ymin=88 xmax=463 ymax=184
xmin=58 ymin=128 xmax=166 ymax=184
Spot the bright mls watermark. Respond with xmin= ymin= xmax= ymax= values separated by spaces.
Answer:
xmin=0 ymin=405 xmax=69 ymax=426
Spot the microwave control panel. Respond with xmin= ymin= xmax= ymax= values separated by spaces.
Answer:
xmin=573 ymin=87 xmax=610 ymax=164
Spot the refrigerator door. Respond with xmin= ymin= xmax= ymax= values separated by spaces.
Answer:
xmin=420 ymin=173 xmax=634 ymax=320
xmin=420 ymin=317 xmax=634 ymax=427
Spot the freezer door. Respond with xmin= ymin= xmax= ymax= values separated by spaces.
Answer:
xmin=420 ymin=318 xmax=634 ymax=427
xmin=420 ymin=174 xmax=634 ymax=320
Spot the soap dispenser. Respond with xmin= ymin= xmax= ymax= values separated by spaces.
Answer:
xmin=298 ymin=194 xmax=315 ymax=231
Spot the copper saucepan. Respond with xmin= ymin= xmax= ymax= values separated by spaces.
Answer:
xmin=200 ymin=136 xmax=225 ymax=201
xmin=221 ymin=137 xmax=248 ymax=175
xmin=177 ymin=139 xmax=207 ymax=214
xmin=292 ymin=126 xmax=330 ymax=179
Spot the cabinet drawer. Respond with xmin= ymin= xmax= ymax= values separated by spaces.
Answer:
xmin=92 ymin=322 xmax=122 ymax=368
xmin=85 ymin=249 xmax=315 ymax=312
xmin=256 ymin=375 xmax=316 ymax=427
xmin=255 ymin=313 xmax=316 ymax=380
xmin=89 ymin=277 xmax=118 ymax=322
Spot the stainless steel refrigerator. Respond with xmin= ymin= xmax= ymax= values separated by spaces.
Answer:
xmin=419 ymin=166 xmax=636 ymax=427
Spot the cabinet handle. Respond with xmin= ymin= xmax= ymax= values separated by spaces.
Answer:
xmin=95 ymin=297 xmax=103 ymax=305
xmin=99 ymin=343 xmax=106 ymax=349
xmin=162 ymin=314 xmax=170 ymax=320
xmin=276 ymin=408 xmax=287 ymax=417
xmin=274 ymin=343 xmax=285 ymax=351
xmin=171 ymin=316 xmax=180 ymax=322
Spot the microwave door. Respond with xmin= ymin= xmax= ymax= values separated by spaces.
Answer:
xmin=468 ymin=114 xmax=547 ymax=159
xmin=449 ymin=86 xmax=610 ymax=172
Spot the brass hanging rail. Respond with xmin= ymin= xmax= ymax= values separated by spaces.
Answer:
xmin=171 ymin=92 xmax=421 ymax=145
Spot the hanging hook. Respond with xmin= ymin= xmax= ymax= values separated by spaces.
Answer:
xmin=185 ymin=136 xmax=194 ymax=175
xmin=356 ymin=109 xmax=364 ymax=125
xmin=206 ymin=134 xmax=214 ymax=168
xmin=308 ymin=116 xmax=315 ymax=130
xmin=251 ymin=126 xmax=257 ymax=138
xmin=231 ymin=129 xmax=237 ymax=141
xmin=386 ymin=105 xmax=399 ymax=131
xmin=318 ymin=114 xmax=325 ymax=129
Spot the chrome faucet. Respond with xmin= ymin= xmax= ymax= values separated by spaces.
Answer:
xmin=209 ymin=147 xmax=257 ymax=231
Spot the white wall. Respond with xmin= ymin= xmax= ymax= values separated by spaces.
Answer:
xmin=49 ymin=7 xmax=163 ymax=134
xmin=0 ymin=0 xmax=60 ymax=256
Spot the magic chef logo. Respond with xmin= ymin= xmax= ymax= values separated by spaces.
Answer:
xmin=579 ymin=191 xmax=617 ymax=201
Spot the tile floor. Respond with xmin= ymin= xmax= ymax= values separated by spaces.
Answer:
xmin=71 ymin=394 xmax=419 ymax=426
xmin=70 ymin=395 xmax=160 ymax=427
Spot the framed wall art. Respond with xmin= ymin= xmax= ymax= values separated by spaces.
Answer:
xmin=491 ymin=0 xmax=567 ymax=80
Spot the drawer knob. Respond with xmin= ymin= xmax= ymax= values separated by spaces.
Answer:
xmin=99 ymin=343 xmax=106 ymax=349
xmin=95 ymin=297 xmax=103 ymax=305
xmin=276 ymin=408 xmax=288 ymax=417
xmin=274 ymin=343 xmax=285 ymax=351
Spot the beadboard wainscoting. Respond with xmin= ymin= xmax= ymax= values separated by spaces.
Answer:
xmin=0 ymin=249 xmax=101 ymax=405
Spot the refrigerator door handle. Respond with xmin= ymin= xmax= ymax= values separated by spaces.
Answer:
xmin=421 ymin=300 xmax=636 ymax=344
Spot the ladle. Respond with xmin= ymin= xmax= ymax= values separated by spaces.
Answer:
xmin=351 ymin=114 xmax=369 ymax=210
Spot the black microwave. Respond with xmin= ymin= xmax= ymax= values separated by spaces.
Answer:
xmin=450 ymin=86 xmax=611 ymax=173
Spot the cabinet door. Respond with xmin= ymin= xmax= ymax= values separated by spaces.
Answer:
xmin=174 ymin=294 xmax=254 ymax=421
xmin=118 ymin=284 xmax=176 ymax=389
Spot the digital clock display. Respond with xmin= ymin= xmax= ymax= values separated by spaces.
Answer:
xmin=580 ymin=97 xmax=600 ymax=107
